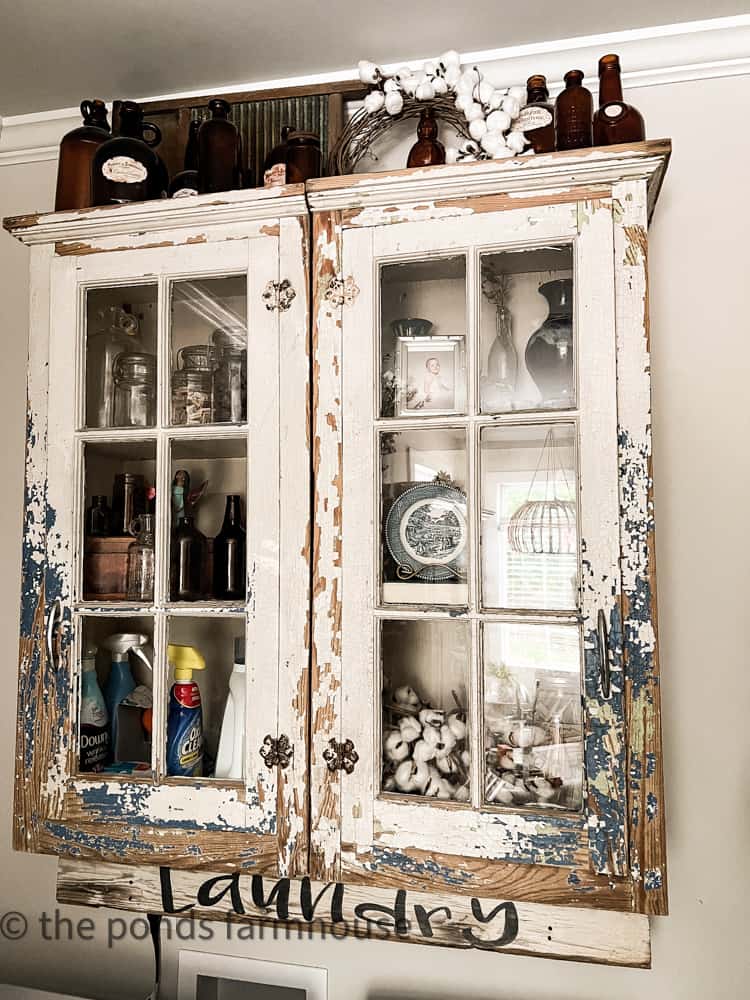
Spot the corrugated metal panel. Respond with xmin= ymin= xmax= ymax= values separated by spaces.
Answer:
xmin=191 ymin=94 xmax=328 ymax=185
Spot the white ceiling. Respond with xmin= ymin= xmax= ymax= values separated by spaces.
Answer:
xmin=0 ymin=1 xmax=745 ymax=116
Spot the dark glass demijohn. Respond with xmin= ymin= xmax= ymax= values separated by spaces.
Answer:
xmin=525 ymin=278 xmax=574 ymax=406
xmin=169 ymin=120 xmax=200 ymax=198
xmin=55 ymin=100 xmax=110 ymax=211
xmin=555 ymin=70 xmax=593 ymax=151
xmin=286 ymin=131 xmax=322 ymax=183
xmin=198 ymin=99 xmax=242 ymax=194
xmin=514 ymin=76 xmax=555 ymax=154
xmin=213 ymin=495 xmax=246 ymax=600
xmin=92 ymin=101 xmax=164 ymax=205
xmin=593 ymin=54 xmax=645 ymax=146
xmin=407 ymin=108 xmax=446 ymax=168
xmin=171 ymin=514 xmax=206 ymax=601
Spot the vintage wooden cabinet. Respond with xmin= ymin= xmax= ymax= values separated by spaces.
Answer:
xmin=5 ymin=140 xmax=670 ymax=967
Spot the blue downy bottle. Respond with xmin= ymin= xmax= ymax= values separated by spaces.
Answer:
xmin=166 ymin=643 xmax=206 ymax=777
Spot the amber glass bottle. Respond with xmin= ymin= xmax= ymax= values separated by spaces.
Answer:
xmin=407 ymin=108 xmax=446 ymax=168
xmin=514 ymin=75 xmax=555 ymax=154
xmin=555 ymin=70 xmax=593 ymax=151
xmin=55 ymin=100 xmax=110 ymax=211
xmin=198 ymin=99 xmax=242 ymax=194
xmin=92 ymin=101 xmax=164 ymax=205
xmin=169 ymin=121 xmax=200 ymax=197
xmin=593 ymin=54 xmax=645 ymax=146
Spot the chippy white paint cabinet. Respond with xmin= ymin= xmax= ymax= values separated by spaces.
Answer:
xmin=7 ymin=141 xmax=670 ymax=968
xmin=4 ymin=186 xmax=311 ymax=877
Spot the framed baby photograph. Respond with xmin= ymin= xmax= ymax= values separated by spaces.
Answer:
xmin=394 ymin=335 xmax=466 ymax=416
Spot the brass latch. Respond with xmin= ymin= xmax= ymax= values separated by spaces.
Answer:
xmin=323 ymin=738 xmax=359 ymax=774
xmin=260 ymin=734 xmax=293 ymax=769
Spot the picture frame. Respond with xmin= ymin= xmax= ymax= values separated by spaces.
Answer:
xmin=394 ymin=335 xmax=466 ymax=416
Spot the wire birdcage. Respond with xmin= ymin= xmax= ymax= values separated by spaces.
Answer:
xmin=507 ymin=429 xmax=576 ymax=555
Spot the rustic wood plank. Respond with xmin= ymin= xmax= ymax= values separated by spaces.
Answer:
xmin=56 ymin=860 xmax=650 ymax=967
xmin=612 ymin=179 xmax=669 ymax=916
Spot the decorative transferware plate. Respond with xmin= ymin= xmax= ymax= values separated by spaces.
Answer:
xmin=385 ymin=483 xmax=468 ymax=582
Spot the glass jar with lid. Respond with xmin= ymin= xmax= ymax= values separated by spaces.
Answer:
xmin=213 ymin=347 xmax=247 ymax=423
xmin=112 ymin=352 xmax=156 ymax=427
xmin=86 ymin=306 xmax=142 ymax=428
xmin=126 ymin=514 xmax=156 ymax=602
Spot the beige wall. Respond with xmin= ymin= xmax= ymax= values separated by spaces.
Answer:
xmin=0 ymin=73 xmax=748 ymax=998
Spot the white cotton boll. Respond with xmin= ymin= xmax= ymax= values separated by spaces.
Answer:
xmin=383 ymin=77 xmax=400 ymax=93
xmin=461 ymin=749 xmax=471 ymax=768
xmin=432 ymin=76 xmax=448 ymax=95
xmin=487 ymin=89 xmax=505 ymax=110
xmin=402 ymin=76 xmax=418 ymax=97
xmin=399 ymin=716 xmax=422 ymax=741
xmin=436 ymin=780 xmax=453 ymax=800
xmin=469 ymin=117 xmax=488 ymax=141
xmin=435 ymin=753 xmax=458 ymax=776
xmin=505 ymin=130 xmax=526 ymax=154
xmin=445 ymin=146 xmax=459 ymax=164
xmin=364 ymin=91 xmax=385 ymax=114
xmin=440 ymin=49 xmax=461 ymax=68
xmin=454 ymin=783 xmax=470 ymax=802
xmin=384 ymin=730 xmax=410 ymax=762
xmin=443 ymin=64 xmax=461 ymax=88
xmin=481 ymin=130 xmax=505 ymax=155
xmin=508 ymin=85 xmax=527 ymax=105
xmin=415 ymin=81 xmax=435 ymax=101
xmin=413 ymin=739 xmax=436 ymax=763
xmin=492 ymin=146 xmax=515 ymax=159
xmin=394 ymin=685 xmax=420 ymax=707
xmin=447 ymin=714 xmax=467 ymax=740
xmin=462 ymin=154 xmax=477 ymax=162
xmin=358 ymin=60 xmax=380 ymax=85
xmin=459 ymin=68 xmax=480 ymax=90
xmin=501 ymin=95 xmax=521 ymax=119
xmin=423 ymin=61 xmax=436 ymax=76
xmin=394 ymin=759 xmax=418 ymax=791
xmin=385 ymin=91 xmax=404 ymax=116
xmin=486 ymin=109 xmax=511 ymax=133
xmin=419 ymin=708 xmax=444 ymax=728
xmin=413 ymin=70 xmax=427 ymax=86
xmin=478 ymin=80 xmax=495 ymax=106
xmin=422 ymin=725 xmax=442 ymax=747
xmin=454 ymin=93 xmax=474 ymax=113
xmin=437 ymin=725 xmax=457 ymax=755
xmin=394 ymin=66 xmax=413 ymax=82
xmin=465 ymin=102 xmax=484 ymax=122
xmin=383 ymin=774 xmax=396 ymax=791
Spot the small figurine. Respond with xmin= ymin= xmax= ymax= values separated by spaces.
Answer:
xmin=407 ymin=108 xmax=446 ymax=168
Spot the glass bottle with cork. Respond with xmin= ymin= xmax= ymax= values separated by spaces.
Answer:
xmin=213 ymin=495 xmax=246 ymax=601
xmin=593 ymin=54 xmax=645 ymax=146
xmin=555 ymin=70 xmax=593 ymax=151
xmin=198 ymin=99 xmax=242 ymax=194
xmin=513 ymin=76 xmax=555 ymax=154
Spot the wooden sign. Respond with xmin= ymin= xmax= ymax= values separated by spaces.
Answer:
xmin=57 ymin=860 xmax=650 ymax=967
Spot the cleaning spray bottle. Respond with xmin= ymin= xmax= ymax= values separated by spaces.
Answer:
xmin=101 ymin=633 xmax=152 ymax=754
xmin=214 ymin=637 xmax=246 ymax=780
xmin=166 ymin=644 xmax=205 ymax=777
xmin=79 ymin=643 xmax=109 ymax=772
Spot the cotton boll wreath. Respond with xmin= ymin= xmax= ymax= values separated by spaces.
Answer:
xmin=327 ymin=52 xmax=530 ymax=175
xmin=382 ymin=684 xmax=471 ymax=802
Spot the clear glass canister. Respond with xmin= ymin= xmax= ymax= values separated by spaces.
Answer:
xmin=112 ymin=352 xmax=156 ymax=427
xmin=213 ymin=347 xmax=246 ymax=423
xmin=86 ymin=306 xmax=141 ymax=427
xmin=126 ymin=514 xmax=155 ymax=601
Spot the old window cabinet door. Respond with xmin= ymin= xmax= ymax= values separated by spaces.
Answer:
xmin=308 ymin=144 xmax=669 ymax=919
xmin=6 ymin=190 xmax=310 ymax=877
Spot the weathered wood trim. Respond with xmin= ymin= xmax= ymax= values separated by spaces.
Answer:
xmin=306 ymin=141 xmax=670 ymax=218
xmin=56 ymin=860 xmax=650 ymax=967
xmin=612 ymin=180 xmax=669 ymax=916
xmin=3 ymin=187 xmax=308 ymax=246
xmin=341 ymin=848 xmax=632 ymax=911
xmin=309 ymin=209 xmax=344 ymax=880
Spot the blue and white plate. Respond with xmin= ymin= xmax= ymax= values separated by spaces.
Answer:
xmin=385 ymin=483 xmax=468 ymax=582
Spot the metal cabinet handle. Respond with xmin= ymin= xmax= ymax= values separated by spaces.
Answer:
xmin=46 ymin=596 xmax=63 ymax=670
xmin=597 ymin=608 xmax=611 ymax=699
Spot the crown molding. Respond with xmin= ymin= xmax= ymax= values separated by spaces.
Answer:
xmin=3 ymin=184 xmax=307 ymax=246
xmin=0 ymin=16 xmax=746 ymax=168
xmin=306 ymin=139 xmax=671 ymax=221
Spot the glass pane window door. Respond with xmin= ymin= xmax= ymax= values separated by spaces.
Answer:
xmin=336 ymin=200 xmax=624 ymax=878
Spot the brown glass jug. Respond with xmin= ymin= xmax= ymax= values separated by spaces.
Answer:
xmin=198 ymin=99 xmax=242 ymax=194
xmin=407 ymin=108 xmax=446 ymax=168
xmin=263 ymin=125 xmax=293 ymax=186
xmin=286 ymin=131 xmax=322 ymax=183
xmin=91 ymin=101 xmax=164 ymax=205
xmin=169 ymin=120 xmax=200 ymax=197
xmin=514 ymin=75 xmax=555 ymax=154
xmin=55 ymin=100 xmax=110 ymax=211
xmin=593 ymin=54 xmax=645 ymax=146
xmin=555 ymin=70 xmax=593 ymax=151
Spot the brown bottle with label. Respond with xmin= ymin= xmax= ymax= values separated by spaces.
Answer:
xmin=91 ymin=101 xmax=164 ymax=205
xmin=55 ymin=100 xmax=111 ymax=211
xmin=555 ymin=70 xmax=593 ymax=151
xmin=169 ymin=120 xmax=200 ymax=198
xmin=407 ymin=108 xmax=446 ymax=168
xmin=514 ymin=75 xmax=555 ymax=154
xmin=198 ymin=99 xmax=242 ymax=194
xmin=593 ymin=54 xmax=645 ymax=146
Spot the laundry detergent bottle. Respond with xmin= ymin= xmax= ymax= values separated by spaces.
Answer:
xmin=214 ymin=637 xmax=246 ymax=780
xmin=166 ymin=643 xmax=205 ymax=777
xmin=79 ymin=643 xmax=110 ymax=771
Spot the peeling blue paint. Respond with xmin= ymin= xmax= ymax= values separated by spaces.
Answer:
xmin=646 ymin=752 xmax=656 ymax=778
xmin=644 ymin=868 xmax=662 ymax=891
xmin=646 ymin=792 xmax=657 ymax=822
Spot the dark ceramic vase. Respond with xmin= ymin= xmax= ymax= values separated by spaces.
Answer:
xmin=524 ymin=278 xmax=574 ymax=406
